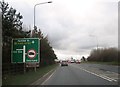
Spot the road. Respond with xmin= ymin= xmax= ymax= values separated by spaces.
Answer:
xmin=79 ymin=63 xmax=119 ymax=73
xmin=41 ymin=63 xmax=119 ymax=85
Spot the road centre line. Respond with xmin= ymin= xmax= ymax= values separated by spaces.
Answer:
xmin=71 ymin=64 xmax=117 ymax=82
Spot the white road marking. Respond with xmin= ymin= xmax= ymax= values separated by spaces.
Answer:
xmin=71 ymin=64 xmax=117 ymax=82
xmin=106 ymin=70 xmax=118 ymax=74
xmin=43 ymin=71 xmax=50 ymax=78
xmin=80 ymin=66 xmax=117 ymax=82
xmin=41 ymin=69 xmax=56 ymax=85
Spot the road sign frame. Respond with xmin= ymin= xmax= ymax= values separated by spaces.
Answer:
xmin=11 ymin=38 xmax=40 ymax=63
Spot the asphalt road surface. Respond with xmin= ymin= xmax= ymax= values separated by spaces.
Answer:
xmin=41 ymin=63 xmax=119 ymax=85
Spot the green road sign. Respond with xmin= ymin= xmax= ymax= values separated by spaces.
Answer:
xmin=11 ymin=38 xmax=40 ymax=63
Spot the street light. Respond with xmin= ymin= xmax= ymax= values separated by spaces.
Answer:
xmin=33 ymin=1 xmax=52 ymax=30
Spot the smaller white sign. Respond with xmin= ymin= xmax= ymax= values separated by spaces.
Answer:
xmin=27 ymin=49 xmax=36 ymax=59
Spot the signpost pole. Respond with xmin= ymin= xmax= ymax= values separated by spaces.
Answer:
xmin=23 ymin=45 xmax=26 ymax=73
xmin=24 ymin=63 xmax=26 ymax=74
xmin=23 ymin=45 xmax=26 ymax=62
xmin=34 ymin=65 xmax=36 ymax=72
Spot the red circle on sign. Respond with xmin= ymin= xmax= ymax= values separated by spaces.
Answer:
xmin=27 ymin=49 xmax=36 ymax=59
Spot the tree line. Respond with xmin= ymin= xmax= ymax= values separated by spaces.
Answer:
xmin=87 ymin=47 xmax=119 ymax=62
xmin=1 ymin=1 xmax=57 ymax=66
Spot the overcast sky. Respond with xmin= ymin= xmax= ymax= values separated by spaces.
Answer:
xmin=4 ymin=0 xmax=118 ymax=60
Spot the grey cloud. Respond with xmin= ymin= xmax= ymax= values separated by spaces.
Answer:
xmin=5 ymin=0 xmax=118 ymax=59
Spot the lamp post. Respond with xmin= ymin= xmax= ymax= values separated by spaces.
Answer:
xmin=34 ymin=1 xmax=52 ymax=29
xmin=32 ymin=1 xmax=52 ymax=71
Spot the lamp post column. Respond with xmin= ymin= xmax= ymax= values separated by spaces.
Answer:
xmin=33 ymin=1 xmax=52 ymax=30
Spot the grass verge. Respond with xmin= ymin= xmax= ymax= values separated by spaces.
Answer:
xmin=2 ymin=64 xmax=58 ymax=85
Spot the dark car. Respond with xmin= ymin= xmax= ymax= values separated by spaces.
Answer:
xmin=61 ymin=61 xmax=68 ymax=66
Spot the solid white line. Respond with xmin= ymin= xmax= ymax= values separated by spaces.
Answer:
xmin=99 ymin=75 xmax=117 ymax=82
xmin=79 ymin=67 xmax=113 ymax=81
xmin=43 ymin=71 xmax=50 ymax=78
xmin=41 ymin=69 xmax=56 ymax=85
xmin=72 ymin=65 xmax=117 ymax=82
xmin=80 ymin=66 xmax=117 ymax=82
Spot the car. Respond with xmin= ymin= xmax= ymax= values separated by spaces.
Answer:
xmin=61 ymin=61 xmax=68 ymax=66
xmin=70 ymin=60 xmax=75 ymax=63
xmin=75 ymin=60 xmax=81 ymax=64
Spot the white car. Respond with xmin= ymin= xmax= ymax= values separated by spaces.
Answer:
xmin=61 ymin=61 xmax=68 ymax=66
xmin=70 ymin=60 xmax=75 ymax=63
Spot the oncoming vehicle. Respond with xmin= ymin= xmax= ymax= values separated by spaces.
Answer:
xmin=61 ymin=61 xmax=68 ymax=66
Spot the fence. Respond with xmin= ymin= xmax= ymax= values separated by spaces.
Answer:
xmin=2 ymin=60 xmax=55 ymax=75
xmin=2 ymin=63 xmax=24 ymax=75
